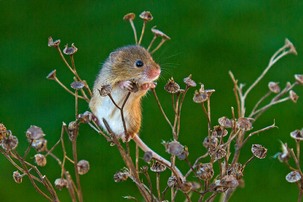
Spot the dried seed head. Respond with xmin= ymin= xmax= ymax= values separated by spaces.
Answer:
xmin=46 ymin=69 xmax=57 ymax=80
xmin=114 ymin=169 xmax=129 ymax=182
xmin=290 ymin=129 xmax=303 ymax=141
xmin=211 ymin=147 xmax=227 ymax=161
xmin=218 ymin=116 xmax=233 ymax=128
xmin=77 ymin=160 xmax=90 ymax=175
xmin=193 ymin=90 xmax=208 ymax=103
xmin=2 ymin=133 xmax=18 ymax=151
xmin=285 ymin=38 xmax=297 ymax=55
xmin=139 ymin=11 xmax=153 ymax=21
xmin=71 ymin=81 xmax=85 ymax=90
xmin=289 ymin=90 xmax=299 ymax=103
xmin=163 ymin=140 xmax=184 ymax=156
xmin=177 ymin=146 xmax=189 ymax=160
xmin=151 ymin=26 xmax=171 ymax=40
xmin=212 ymin=125 xmax=228 ymax=138
xmin=32 ymin=138 xmax=47 ymax=152
xmin=0 ymin=123 xmax=7 ymax=142
xmin=220 ymin=175 xmax=239 ymax=188
xmin=251 ymin=144 xmax=267 ymax=159
xmin=183 ymin=74 xmax=197 ymax=87
xmin=63 ymin=43 xmax=78 ymax=55
xmin=164 ymin=77 xmax=180 ymax=94
xmin=68 ymin=121 xmax=79 ymax=141
xmin=180 ymin=182 xmax=192 ymax=193
xmin=196 ymin=163 xmax=214 ymax=180
xmin=227 ymin=163 xmax=243 ymax=180
xmin=286 ymin=171 xmax=301 ymax=183
xmin=143 ymin=151 xmax=153 ymax=162
xmin=203 ymin=136 xmax=218 ymax=150
xmin=13 ymin=171 xmax=23 ymax=184
xmin=26 ymin=125 xmax=45 ymax=141
xmin=98 ymin=85 xmax=112 ymax=97
xmin=123 ymin=13 xmax=135 ymax=21
xmin=236 ymin=117 xmax=253 ymax=131
xmin=294 ymin=74 xmax=303 ymax=85
xmin=268 ymin=82 xmax=280 ymax=93
xmin=167 ymin=176 xmax=177 ymax=188
xmin=77 ymin=111 xmax=93 ymax=123
xmin=35 ymin=154 xmax=47 ymax=167
xmin=54 ymin=178 xmax=68 ymax=190
xmin=48 ymin=36 xmax=61 ymax=47
xmin=150 ymin=161 xmax=166 ymax=173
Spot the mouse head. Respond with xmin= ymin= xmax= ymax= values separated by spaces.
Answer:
xmin=109 ymin=45 xmax=161 ymax=87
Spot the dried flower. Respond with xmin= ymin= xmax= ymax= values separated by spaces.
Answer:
xmin=212 ymin=125 xmax=228 ymax=138
xmin=167 ymin=176 xmax=177 ymax=188
xmin=2 ymin=133 xmax=18 ymax=151
xmin=0 ymin=123 xmax=7 ymax=142
xmin=183 ymin=74 xmax=197 ymax=87
xmin=150 ymin=161 xmax=166 ymax=173
xmin=151 ymin=26 xmax=171 ymax=40
xmin=220 ymin=175 xmax=239 ymax=188
xmin=71 ymin=81 xmax=85 ymax=90
xmin=54 ymin=178 xmax=68 ymax=190
xmin=211 ymin=147 xmax=227 ymax=160
xmin=294 ymin=74 xmax=303 ymax=85
xmin=203 ymin=136 xmax=218 ymax=150
xmin=48 ymin=36 xmax=61 ymax=47
xmin=236 ymin=117 xmax=253 ymax=131
xmin=114 ymin=169 xmax=129 ymax=182
xmin=35 ymin=154 xmax=47 ymax=167
xmin=289 ymin=90 xmax=299 ymax=103
xmin=290 ymin=129 xmax=303 ymax=141
xmin=143 ymin=151 xmax=153 ymax=162
xmin=77 ymin=111 xmax=93 ymax=123
xmin=77 ymin=160 xmax=90 ymax=175
xmin=285 ymin=38 xmax=297 ymax=55
xmin=123 ymin=13 xmax=135 ymax=21
xmin=13 ymin=171 xmax=23 ymax=184
xmin=177 ymin=146 xmax=189 ymax=160
xmin=180 ymin=182 xmax=192 ymax=193
xmin=139 ymin=11 xmax=153 ymax=21
xmin=286 ymin=171 xmax=301 ymax=183
xmin=251 ymin=144 xmax=267 ymax=159
xmin=164 ymin=77 xmax=180 ymax=93
xmin=193 ymin=89 xmax=208 ymax=103
xmin=32 ymin=138 xmax=47 ymax=152
xmin=46 ymin=69 xmax=57 ymax=80
xmin=196 ymin=163 xmax=214 ymax=180
xmin=68 ymin=121 xmax=79 ymax=141
xmin=227 ymin=163 xmax=244 ymax=180
xmin=98 ymin=85 xmax=112 ymax=97
xmin=26 ymin=125 xmax=45 ymax=141
xmin=218 ymin=116 xmax=233 ymax=128
xmin=63 ymin=43 xmax=78 ymax=55
xmin=163 ymin=140 xmax=184 ymax=157
xmin=268 ymin=82 xmax=280 ymax=93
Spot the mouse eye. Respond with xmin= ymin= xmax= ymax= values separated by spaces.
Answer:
xmin=135 ymin=60 xmax=144 ymax=68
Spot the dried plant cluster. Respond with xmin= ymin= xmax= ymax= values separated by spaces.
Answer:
xmin=0 ymin=11 xmax=302 ymax=202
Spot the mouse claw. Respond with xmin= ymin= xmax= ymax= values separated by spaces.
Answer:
xmin=119 ymin=80 xmax=133 ymax=91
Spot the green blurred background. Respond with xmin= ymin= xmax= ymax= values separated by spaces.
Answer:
xmin=1 ymin=0 xmax=303 ymax=201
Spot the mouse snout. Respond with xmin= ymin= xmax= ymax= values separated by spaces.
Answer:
xmin=146 ymin=65 xmax=161 ymax=80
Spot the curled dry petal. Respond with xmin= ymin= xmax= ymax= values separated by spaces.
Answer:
xmin=71 ymin=81 xmax=85 ymax=90
xmin=285 ymin=38 xmax=297 ymax=55
xmin=294 ymin=74 xmax=303 ymax=85
xmin=290 ymin=129 xmax=303 ymax=141
xmin=46 ymin=69 xmax=57 ymax=80
xmin=183 ymin=74 xmax=197 ymax=87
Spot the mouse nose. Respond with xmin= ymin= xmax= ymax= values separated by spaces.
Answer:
xmin=147 ymin=67 xmax=161 ymax=80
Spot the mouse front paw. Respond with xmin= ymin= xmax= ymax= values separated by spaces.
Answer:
xmin=118 ymin=80 xmax=139 ymax=92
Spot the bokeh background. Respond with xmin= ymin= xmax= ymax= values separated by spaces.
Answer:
xmin=1 ymin=0 xmax=303 ymax=201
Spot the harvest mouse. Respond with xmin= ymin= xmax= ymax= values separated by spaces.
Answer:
xmin=89 ymin=45 xmax=185 ymax=181
xmin=89 ymin=45 xmax=160 ymax=141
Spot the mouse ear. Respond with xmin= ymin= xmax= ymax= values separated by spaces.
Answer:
xmin=109 ymin=51 xmax=121 ymax=63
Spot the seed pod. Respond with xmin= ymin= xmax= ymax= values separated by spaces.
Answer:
xmin=98 ymin=85 xmax=112 ymax=97
xmin=35 ymin=154 xmax=47 ymax=167
xmin=13 ymin=171 xmax=23 ymax=184
xmin=268 ymin=82 xmax=280 ymax=93
xmin=77 ymin=160 xmax=90 ymax=175
xmin=26 ymin=125 xmax=45 ymax=141
xmin=1 ymin=133 xmax=18 ymax=151
xmin=114 ymin=169 xmax=129 ymax=182
xmin=251 ymin=144 xmax=267 ymax=159
xmin=196 ymin=163 xmax=214 ymax=180
xmin=54 ymin=178 xmax=68 ymax=190
xmin=286 ymin=171 xmax=301 ymax=183
xmin=183 ymin=74 xmax=197 ymax=87
xmin=150 ymin=161 xmax=166 ymax=173
xmin=164 ymin=77 xmax=180 ymax=94
xmin=63 ymin=43 xmax=78 ymax=55
xmin=236 ymin=117 xmax=253 ymax=131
